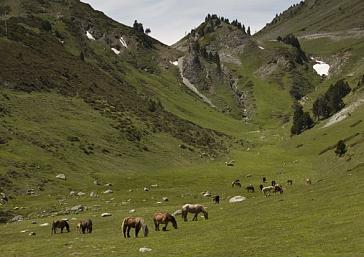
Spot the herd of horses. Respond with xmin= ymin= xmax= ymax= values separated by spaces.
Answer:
xmin=51 ymin=176 xmax=308 ymax=238
xmin=51 ymin=204 xmax=207 ymax=238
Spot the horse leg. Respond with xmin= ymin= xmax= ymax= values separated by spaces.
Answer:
xmin=162 ymin=222 xmax=168 ymax=231
xmin=193 ymin=213 xmax=198 ymax=221
xmin=154 ymin=220 xmax=159 ymax=231
xmin=127 ymin=226 xmax=131 ymax=238
xmin=61 ymin=227 xmax=63 ymax=233
xmin=135 ymin=226 xmax=140 ymax=238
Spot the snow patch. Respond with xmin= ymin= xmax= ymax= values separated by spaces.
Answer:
xmin=111 ymin=48 xmax=120 ymax=55
xmin=169 ymin=61 xmax=178 ymax=66
xmin=86 ymin=31 xmax=95 ymax=40
xmin=258 ymin=46 xmax=265 ymax=50
xmin=312 ymin=58 xmax=330 ymax=76
xmin=119 ymin=37 xmax=128 ymax=48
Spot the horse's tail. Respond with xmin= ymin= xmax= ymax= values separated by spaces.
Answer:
xmin=121 ymin=218 xmax=127 ymax=237
xmin=142 ymin=223 xmax=149 ymax=237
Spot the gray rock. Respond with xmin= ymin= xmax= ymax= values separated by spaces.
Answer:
xmin=93 ymin=180 xmax=100 ymax=185
xmin=129 ymin=209 xmax=136 ymax=214
xmin=203 ymin=192 xmax=212 ymax=197
xmin=162 ymin=197 xmax=169 ymax=201
xmin=56 ymin=174 xmax=66 ymax=180
xmin=29 ymin=232 xmax=36 ymax=236
xmin=101 ymin=213 xmax=112 ymax=217
xmin=77 ymin=192 xmax=86 ymax=196
xmin=229 ymin=196 xmax=246 ymax=203
xmin=103 ymin=189 xmax=113 ymax=194
xmin=90 ymin=192 xmax=98 ymax=198
xmin=143 ymin=187 xmax=149 ymax=192
xmin=139 ymin=247 xmax=152 ymax=253
xmin=11 ymin=215 xmax=24 ymax=222
xmin=69 ymin=191 xmax=76 ymax=196
xmin=70 ymin=205 xmax=86 ymax=212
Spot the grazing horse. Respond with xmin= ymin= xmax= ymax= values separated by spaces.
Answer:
xmin=274 ymin=185 xmax=284 ymax=194
xmin=306 ymin=178 xmax=312 ymax=184
xmin=262 ymin=177 xmax=267 ymax=183
xmin=231 ymin=179 xmax=241 ymax=188
xmin=261 ymin=186 xmax=274 ymax=196
xmin=121 ymin=217 xmax=149 ymax=238
xmin=259 ymin=184 xmax=264 ymax=191
xmin=271 ymin=180 xmax=276 ymax=186
xmin=153 ymin=212 xmax=177 ymax=231
xmin=287 ymin=179 xmax=293 ymax=185
xmin=181 ymin=204 xmax=208 ymax=221
xmin=77 ymin=219 xmax=93 ymax=234
xmin=212 ymin=195 xmax=220 ymax=204
xmin=246 ymin=184 xmax=255 ymax=193
xmin=51 ymin=220 xmax=70 ymax=234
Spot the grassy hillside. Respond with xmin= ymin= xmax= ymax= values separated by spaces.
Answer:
xmin=256 ymin=0 xmax=364 ymax=41
xmin=1 ymin=0 xmax=364 ymax=256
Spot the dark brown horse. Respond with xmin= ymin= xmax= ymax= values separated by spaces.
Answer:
xmin=153 ymin=212 xmax=177 ymax=231
xmin=212 ymin=195 xmax=220 ymax=204
xmin=121 ymin=217 xmax=149 ymax=238
xmin=77 ymin=219 xmax=93 ymax=234
xmin=246 ymin=184 xmax=255 ymax=193
xmin=51 ymin=220 xmax=70 ymax=234
xmin=274 ymin=184 xmax=284 ymax=194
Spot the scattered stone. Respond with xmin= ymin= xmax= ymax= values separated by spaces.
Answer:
xmin=203 ymin=192 xmax=212 ymax=197
xmin=89 ymin=192 xmax=98 ymax=198
xmin=62 ymin=218 xmax=68 ymax=221
xmin=139 ymin=247 xmax=152 ymax=253
xmin=29 ymin=232 xmax=36 ymax=236
xmin=156 ymin=201 xmax=162 ymax=204
xmin=101 ymin=213 xmax=112 ymax=217
xmin=246 ymin=174 xmax=252 ymax=178
xmin=13 ymin=206 xmax=19 ymax=210
xmin=143 ymin=187 xmax=149 ymax=192
xmin=56 ymin=174 xmax=66 ymax=180
xmin=93 ymin=180 xmax=100 ymax=185
xmin=31 ymin=221 xmax=37 ymax=224
xmin=128 ymin=189 xmax=133 ymax=192
xmin=11 ymin=215 xmax=24 ymax=222
xmin=151 ymin=184 xmax=158 ymax=188
xmin=129 ymin=209 xmax=136 ymax=214
xmin=229 ymin=196 xmax=246 ymax=203
xmin=103 ymin=189 xmax=113 ymax=194
xmin=162 ymin=197 xmax=169 ymax=201
xmin=40 ymin=223 xmax=50 ymax=227
xmin=70 ymin=205 xmax=86 ymax=212
xmin=21 ymin=230 xmax=29 ymax=233
xmin=105 ymin=183 xmax=112 ymax=187
xmin=77 ymin=192 xmax=86 ymax=197
xmin=69 ymin=191 xmax=76 ymax=196
xmin=225 ymin=160 xmax=235 ymax=167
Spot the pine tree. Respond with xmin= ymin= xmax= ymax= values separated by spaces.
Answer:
xmin=335 ymin=140 xmax=347 ymax=157
xmin=291 ymin=104 xmax=314 ymax=135
xmin=242 ymin=25 xmax=246 ymax=34
xmin=145 ymin=28 xmax=151 ymax=35
xmin=247 ymin=26 xmax=251 ymax=36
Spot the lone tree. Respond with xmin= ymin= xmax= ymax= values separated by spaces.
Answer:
xmin=335 ymin=140 xmax=347 ymax=157
xmin=291 ymin=103 xmax=314 ymax=135
xmin=133 ymin=20 xmax=144 ymax=33
xmin=145 ymin=28 xmax=151 ymax=35
xmin=247 ymin=26 xmax=251 ymax=36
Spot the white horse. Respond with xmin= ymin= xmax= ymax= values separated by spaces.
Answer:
xmin=181 ymin=204 xmax=208 ymax=221
xmin=262 ymin=186 xmax=274 ymax=196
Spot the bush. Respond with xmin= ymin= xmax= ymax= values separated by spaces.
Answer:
xmin=41 ymin=20 xmax=52 ymax=32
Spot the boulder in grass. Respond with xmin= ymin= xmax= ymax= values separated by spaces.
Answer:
xmin=39 ymin=223 xmax=50 ymax=227
xmin=103 ymin=189 xmax=113 ymax=194
xmin=29 ymin=232 xmax=36 ymax=236
xmin=143 ymin=187 xmax=149 ymax=192
xmin=70 ymin=205 xmax=86 ymax=212
xmin=139 ymin=247 xmax=152 ymax=253
xmin=129 ymin=209 xmax=136 ymax=214
xmin=56 ymin=174 xmax=66 ymax=180
xmin=11 ymin=215 xmax=24 ymax=222
xmin=162 ymin=197 xmax=168 ymax=202
xmin=77 ymin=192 xmax=86 ymax=197
xmin=229 ymin=196 xmax=246 ymax=203
xmin=101 ymin=213 xmax=112 ymax=217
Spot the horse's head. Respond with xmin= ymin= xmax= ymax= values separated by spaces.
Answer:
xmin=203 ymin=210 xmax=208 ymax=220
xmin=171 ymin=216 xmax=178 ymax=229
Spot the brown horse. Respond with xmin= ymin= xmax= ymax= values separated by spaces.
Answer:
xmin=121 ymin=217 xmax=149 ymax=238
xmin=77 ymin=219 xmax=93 ymax=234
xmin=181 ymin=204 xmax=208 ymax=221
xmin=51 ymin=220 xmax=70 ymax=235
xmin=153 ymin=212 xmax=177 ymax=231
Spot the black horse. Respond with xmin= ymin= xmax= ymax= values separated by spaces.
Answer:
xmin=212 ymin=195 xmax=220 ymax=204
xmin=51 ymin=220 xmax=70 ymax=234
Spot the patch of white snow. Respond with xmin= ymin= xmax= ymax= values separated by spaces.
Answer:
xmin=119 ymin=37 xmax=128 ymax=48
xmin=312 ymin=58 xmax=330 ymax=76
xmin=169 ymin=61 xmax=178 ymax=66
xmin=86 ymin=31 xmax=95 ymax=40
xmin=111 ymin=48 xmax=120 ymax=55
xmin=324 ymin=99 xmax=364 ymax=128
